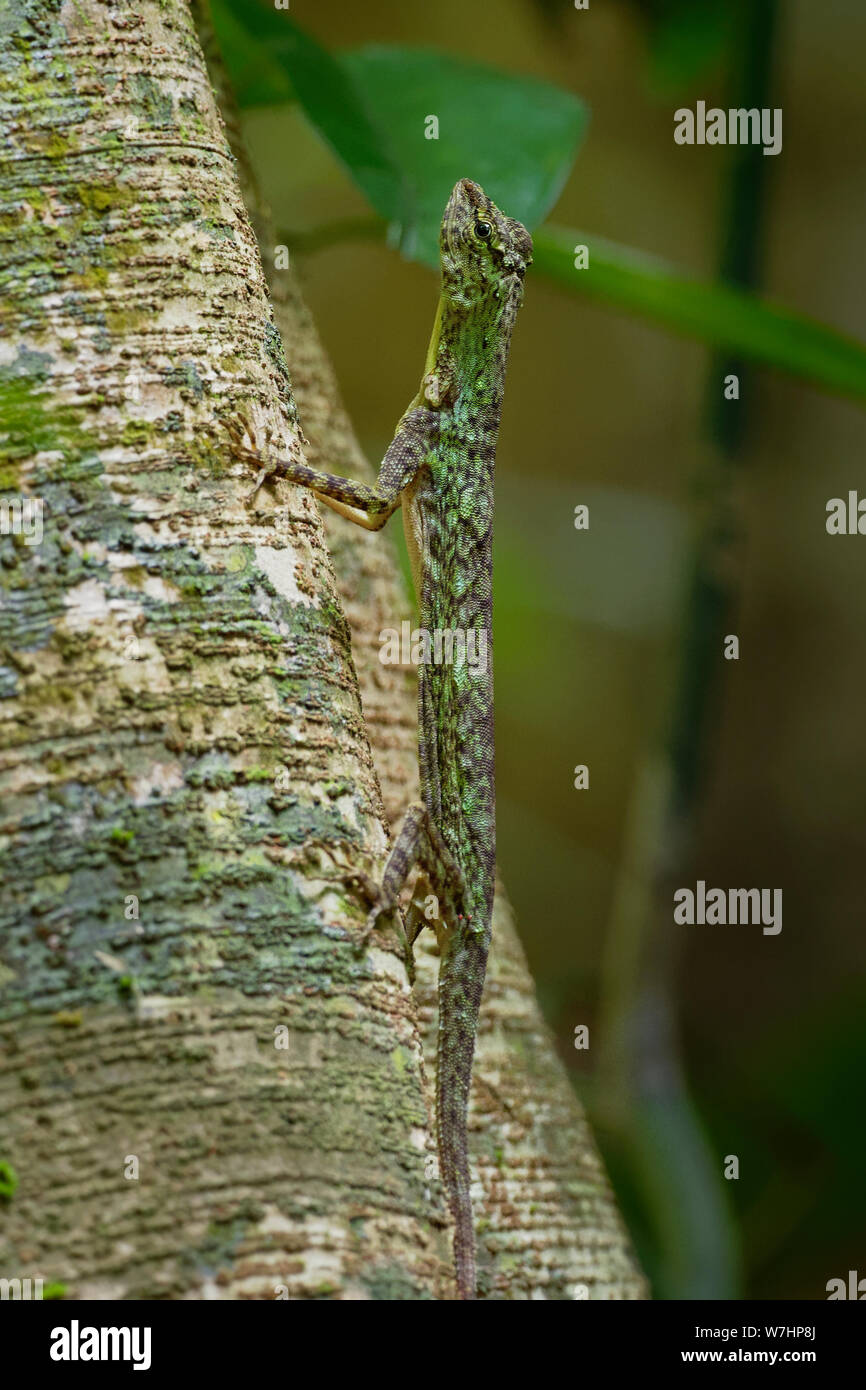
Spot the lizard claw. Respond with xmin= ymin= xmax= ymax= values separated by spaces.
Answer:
xmin=354 ymin=898 xmax=415 ymax=984
xmin=346 ymin=868 xmax=381 ymax=907
xmin=245 ymin=466 xmax=271 ymax=502
xmin=226 ymin=419 xmax=275 ymax=502
xmin=359 ymin=903 xmax=385 ymax=946
xmin=353 ymin=901 xmax=390 ymax=955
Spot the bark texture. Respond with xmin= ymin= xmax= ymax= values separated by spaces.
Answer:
xmin=0 ymin=0 xmax=441 ymax=1301
xmin=0 ymin=0 xmax=644 ymax=1299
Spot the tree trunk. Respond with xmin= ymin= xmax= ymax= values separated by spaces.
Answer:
xmin=0 ymin=0 xmax=644 ymax=1300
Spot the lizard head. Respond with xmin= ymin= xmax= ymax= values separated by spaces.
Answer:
xmin=441 ymin=179 xmax=533 ymax=305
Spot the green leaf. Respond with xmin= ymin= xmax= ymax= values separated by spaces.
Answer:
xmin=533 ymin=225 xmax=866 ymax=402
xmin=211 ymin=7 xmax=866 ymax=403
xmin=216 ymin=9 xmax=587 ymax=264
xmin=213 ymin=4 xmax=413 ymax=226
xmin=340 ymin=47 xmax=589 ymax=263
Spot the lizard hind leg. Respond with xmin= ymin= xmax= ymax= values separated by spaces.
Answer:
xmin=364 ymin=802 xmax=467 ymax=947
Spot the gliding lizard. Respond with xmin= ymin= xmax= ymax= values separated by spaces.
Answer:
xmin=233 ymin=179 xmax=532 ymax=1299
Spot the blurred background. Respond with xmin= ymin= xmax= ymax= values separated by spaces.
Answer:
xmin=221 ymin=0 xmax=866 ymax=1298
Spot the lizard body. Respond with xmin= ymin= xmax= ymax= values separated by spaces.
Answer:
xmin=237 ymin=180 xmax=531 ymax=1299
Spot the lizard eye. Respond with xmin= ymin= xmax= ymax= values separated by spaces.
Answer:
xmin=473 ymin=220 xmax=492 ymax=241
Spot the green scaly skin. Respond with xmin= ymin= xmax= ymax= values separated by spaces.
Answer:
xmin=235 ymin=180 xmax=532 ymax=1299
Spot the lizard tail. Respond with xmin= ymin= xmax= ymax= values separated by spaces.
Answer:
xmin=436 ymin=930 xmax=489 ymax=1300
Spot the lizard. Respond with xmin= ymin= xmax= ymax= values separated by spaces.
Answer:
xmin=232 ymin=179 xmax=532 ymax=1299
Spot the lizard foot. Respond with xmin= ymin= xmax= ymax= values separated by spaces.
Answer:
xmin=355 ymin=897 xmax=415 ymax=985
xmin=345 ymin=867 xmax=381 ymax=907
xmin=245 ymin=464 xmax=272 ymax=501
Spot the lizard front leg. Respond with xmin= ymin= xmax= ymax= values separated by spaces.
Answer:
xmin=232 ymin=408 xmax=439 ymax=531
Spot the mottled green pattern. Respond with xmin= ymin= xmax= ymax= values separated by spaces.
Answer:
xmin=414 ymin=182 xmax=530 ymax=1300
xmin=236 ymin=181 xmax=531 ymax=1298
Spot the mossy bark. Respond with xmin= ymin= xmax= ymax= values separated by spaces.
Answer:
xmin=0 ymin=0 xmax=644 ymax=1299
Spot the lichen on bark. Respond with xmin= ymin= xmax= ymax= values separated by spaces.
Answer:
xmin=0 ymin=0 xmax=446 ymax=1300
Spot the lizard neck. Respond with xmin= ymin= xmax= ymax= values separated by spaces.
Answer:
xmin=424 ymin=277 xmax=524 ymax=414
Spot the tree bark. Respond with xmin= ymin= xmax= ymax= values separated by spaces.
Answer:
xmin=0 ymin=0 xmax=644 ymax=1300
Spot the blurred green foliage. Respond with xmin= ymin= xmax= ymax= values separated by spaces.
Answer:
xmin=341 ymin=46 xmax=587 ymax=264
xmin=632 ymin=0 xmax=734 ymax=90
xmin=534 ymin=227 xmax=866 ymax=402
xmin=212 ymin=1 xmax=866 ymax=402
xmin=211 ymin=2 xmax=587 ymax=262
